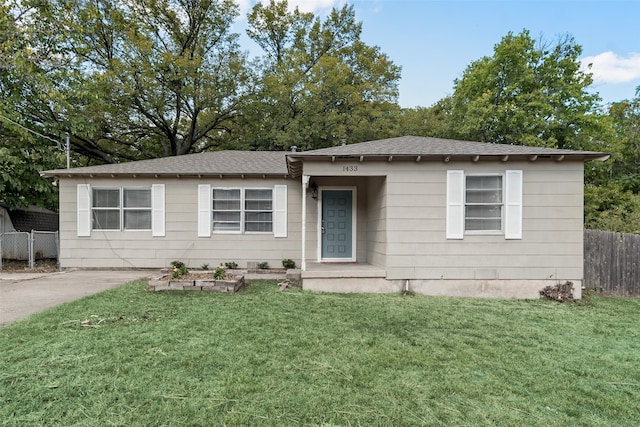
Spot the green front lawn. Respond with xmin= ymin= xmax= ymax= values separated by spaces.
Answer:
xmin=1 ymin=282 xmax=639 ymax=426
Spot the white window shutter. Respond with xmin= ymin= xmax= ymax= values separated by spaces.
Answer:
xmin=77 ymin=184 xmax=91 ymax=237
xmin=446 ymin=170 xmax=464 ymax=239
xmin=505 ymin=170 xmax=523 ymax=240
xmin=198 ymin=184 xmax=211 ymax=237
xmin=273 ymin=185 xmax=288 ymax=238
xmin=152 ymin=184 xmax=165 ymax=237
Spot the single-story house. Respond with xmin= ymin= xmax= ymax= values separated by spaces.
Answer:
xmin=42 ymin=136 xmax=608 ymax=298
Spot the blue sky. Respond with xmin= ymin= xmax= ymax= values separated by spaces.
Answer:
xmin=237 ymin=0 xmax=640 ymax=108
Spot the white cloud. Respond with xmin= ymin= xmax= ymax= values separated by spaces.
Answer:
xmin=581 ymin=51 xmax=640 ymax=84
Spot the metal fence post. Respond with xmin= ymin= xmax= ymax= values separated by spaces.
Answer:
xmin=55 ymin=231 xmax=60 ymax=269
xmin=29 ymin=230 xmax=35 ymax=269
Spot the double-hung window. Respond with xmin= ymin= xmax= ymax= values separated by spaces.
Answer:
xmin=123 ymin=189 xmax=152 ymax=230
xmin=465 ymin=175 xmax=503 ymax=232
xmin=212 ymin=189 xmax=241 ymax=232
xmin=245 ymin=189 xmax=273 ymax=232
xmin=92 ymin=188 xmax=152 ymax=230
xmin=447 ymin=170 xmax=522 ymax=240
xmin=212 ymin=188 xmax=273 ymax=233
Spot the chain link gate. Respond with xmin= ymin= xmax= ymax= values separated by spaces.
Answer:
xmin=0 ymin=231 xmax=59 ymax=269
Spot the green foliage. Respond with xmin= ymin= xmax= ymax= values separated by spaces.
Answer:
xmin=213 ymin=266 xmax=226 ymax=280
xmin=585 ymin=183 xmax=640 ymax=234
xmin=3 ymin=0 xmax=249 ymax=164
xmin=0 ymin=1 xmax=66 ymax=209
xmin=224 ymin=261 xmax=238 ymax=269
xmin=241 ymin=1 xmax=401 ymax=150
xmin=605 ymin=87 xmax=640 ymax=193
xmin=1 ymin=281 xmax=640 ymax=425
xmin=200 ymin=263 xmax=210 ymax=271
xmin=257 ymin=261 xmax=269 ymax=269
xmin=282 ymin=258 xmax=296 ymax=269
xmin=432 ymin=30 xmax=604 ymax=150
xmin=170 ymin=260 xmax=188 ymax=279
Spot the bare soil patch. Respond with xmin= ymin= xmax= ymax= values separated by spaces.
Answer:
xmin=1 ymin=259 xmax=58 ymax=273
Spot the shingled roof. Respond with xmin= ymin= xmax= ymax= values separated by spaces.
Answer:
xmin=288 ymin=136 xmax=609 ymax=159
xmin=8 ymin=206 xmax=59 ymax=232
xmin=42 ymin=136 xmax=609 ymax=179
xmin=42 ymin=150 xmax=290 ymax=178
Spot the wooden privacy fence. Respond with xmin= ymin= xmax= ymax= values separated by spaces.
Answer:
xmin=584 ymin=229 xmax=640 ymax=296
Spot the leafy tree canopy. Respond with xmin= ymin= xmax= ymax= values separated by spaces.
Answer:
xmin=1 ymin=0 xmax=65 ymax=209
xmin=240 ymin=0 xmax=402 ymax=151
xmin=434 ymin=30 xmax=605 ymax=151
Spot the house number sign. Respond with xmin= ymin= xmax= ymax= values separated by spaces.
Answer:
xmin=342 ymin=165 xmax=358 ymax=172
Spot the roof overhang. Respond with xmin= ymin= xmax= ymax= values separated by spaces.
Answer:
xmin=286 ymin=152 xmax=610 ymax=178
xmin=40 ymin=171 xmax=292 ymax=180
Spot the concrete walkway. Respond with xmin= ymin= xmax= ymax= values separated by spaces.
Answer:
xmin=0 ymin=270 xmax=155 ymax=326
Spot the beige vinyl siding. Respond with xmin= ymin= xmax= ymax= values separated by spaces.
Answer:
xmin=383 ymin=160 xmax=584 ymax=282
xmin=302 ymin=158 xmax=583 ymax=284
xmin=366 ymin=176 xmax=386 ymax=268
xmin=58 ymin=177 xmax=301 ymax=269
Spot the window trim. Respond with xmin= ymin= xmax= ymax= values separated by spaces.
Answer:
xmin=244 ymin=188 xmax=274 ymax=234
xmin=446 ymin=169 xmax=523 ymax=240
xmin=211 ymin=187 xmax=242 ymax=234
xmin=91 ymin=187 xmax=122 ymax=231
xmin=464 ymin=173 xmax=504 ymax=235
xmin=211 ymin=187 xmax=274 ymax=235
xmin=91 ymin=186 xmax=152 ymax=232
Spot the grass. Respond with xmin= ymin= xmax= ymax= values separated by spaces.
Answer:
xmin=1 ymin=282 xmax=640 ymax=426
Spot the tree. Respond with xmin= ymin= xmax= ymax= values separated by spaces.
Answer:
xmin=442 ymin=30 xmax=604 ymax=150
xmin=4 ymin=0 xmax=250 ymax=163
xmin=241 ymin=0 xmax=401 ymax=151
xmin=607 ymin=87 xmax=640 ymax=192
xmin=0 ymin=0 xmax=65 ymax=209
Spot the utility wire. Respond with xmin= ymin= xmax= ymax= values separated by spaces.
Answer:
xmin=0 ymin=113 xmax=64 ymax=149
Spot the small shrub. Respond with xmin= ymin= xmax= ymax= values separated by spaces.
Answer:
xmin=170 ymin=260 xmax=189 ymax=279
xmin=200 ymin=263 xmax=210 ymax=270
xmin=282 ymin=259 xmax=296 ymax=269
xmin=540 ymin=281 xmax=574 ymax=302
xmin=213 ymin=265 xmax=226 ymax=280
xmin=257 ymin=261 xmax=269 ymax=269
xmin=224 ymin=261 xmax=238 ymax=269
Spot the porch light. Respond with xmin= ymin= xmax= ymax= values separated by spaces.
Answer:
xmin=310 ymin=181 xmax=318 ymax=199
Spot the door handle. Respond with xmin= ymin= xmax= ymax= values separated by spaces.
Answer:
xmin=321 ymin=226 xmax=325 ymax=234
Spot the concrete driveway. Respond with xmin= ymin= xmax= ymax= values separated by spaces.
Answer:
xmin=0 ymin=270 xmax=155 ymax=326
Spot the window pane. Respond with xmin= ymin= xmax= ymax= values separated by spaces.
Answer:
xmin=213 ymin=211 xmax=241 ymax=222
xmin=93 ymin=189 xmax=120 ymax=208
xmin=245 ymin=222 xmax=273 ymax=232
xmin=466 ymin=218 xmax=502 ymax=231
xmin=245 ymin=212 xmax=272 ymax=222
xmin=245 ymin=189 xmax=273 ymax=232
xmin=213 ymin=222 xmax=240 ymax=231
xmin=124 ymin=189 xmax=151 ymax=208
xmin=212 ymin=189 xmax=241 ymax=232
xmin=212 ymin=199 xmax=241 ymax=210
xmin=245 ymin=200 xmax=272 ymax=210
xmin=466 ymin=176 xmax=502 ymax=190
xmin=246 ymin=189 xmax=272 ymax=200
xmin=213 ymin=189 xmax=240 ymax=200
xmin=466 ymin=205 xmax=502 ymax=219
xmin=465 ymin=175 xmax=503 ymax=232
xmin=92 ymin=210 xmax=119 ymax=230
xmin=124 ymin=211 xmax=151 ymax=230
xmin=466 ymin=189 xmax=503 ymax=204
